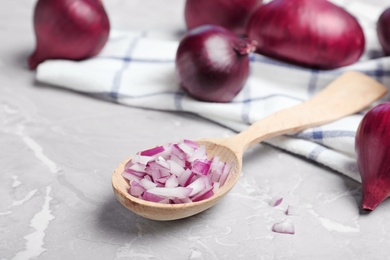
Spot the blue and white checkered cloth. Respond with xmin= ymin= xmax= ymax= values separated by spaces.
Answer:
xmin=35 ymin=1 xmax=390 ymax=182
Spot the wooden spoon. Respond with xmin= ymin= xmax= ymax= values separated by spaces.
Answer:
xmin=112 ymin=71 xmax=387 ymax=221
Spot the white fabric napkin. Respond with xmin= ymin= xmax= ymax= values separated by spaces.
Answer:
xmin=35 ymin=1 xmax=390 ymax=182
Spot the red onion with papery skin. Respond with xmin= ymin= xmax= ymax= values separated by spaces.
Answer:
xmin=377 ymin=7 xmax=390 ymax=56
xmin=184 ymin=0 xmax=262 ymax=36
xmin=28 ymin=0 xmax=110 ymax=70
xmin=356 ymin=103 xmax=390 ymax=211
xmin=175 ymin=25 xmax=256 ymax=103
xmin=246 ymin=0 xmax=365 ymax=70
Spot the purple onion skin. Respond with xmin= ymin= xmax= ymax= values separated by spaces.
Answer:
xmin=184 ymin=0 xmax=262 ymax=36
xmin=356 ymin=103 xmax=390 ymax=211
xmin=246 ymin=0 xmax=365 ymax=70
xmin=377 ymin=7 xmax=390 ymax=56
xmin=28 ymin=0 xmax=110 ymax=70
xmin=175 ymin=25 xmax=255 ymax=103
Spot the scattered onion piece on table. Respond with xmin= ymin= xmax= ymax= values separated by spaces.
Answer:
xmin=269 ymin=195 xmax=283 ymax=207
xmin=121 ymin=140 xmax=232 ymax=204
xmin=272 ymin=219 xmax=295 ymax=235
xmin=285 ymin=205 xmax=300 ymax=216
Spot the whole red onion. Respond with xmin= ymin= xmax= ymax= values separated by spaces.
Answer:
xmin=28 ymin=0 xmax=110 ymax=70
xmin=377 ymin=7 xmax=390 ymax=56
xmin=246 ymin=0 xmax=365 ymax=70
xmin=175 ymin=25 xmax=256 ymax=103
xmin=356 ymin=102 xmax=390 ymax=211
xmin=184 ymin=0 xmax=262 ymax=36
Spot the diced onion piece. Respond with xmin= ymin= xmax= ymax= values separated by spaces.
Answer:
xmin=219 ymin=163 xmax=232 ymax=185
xmin=156 ymin=176 xmax=170 ymax=185
xmin=156 ymin=156 xmax=169 ymax=169
xmin=210 ymin=171 xmax=221 ymax=183
xmin=140 ymin=146 xmax=165 ymax=156
xmin=269 ymin=195 xmax=283 ymax=207
xmin=212 ymin=182 xmax=220 ymax=193
xmin=124 ymin=163 xmax=147 ymax=178
xmin=170 ymin=154 xmax=186 ymax=168
xmin=178 ymin=169 xmax=195 ymax=187
xmin=167 ymin=159 xmax=186 ymax=176
xmin=128 ymin=163 xmax=146 ymax=173
xmin=192 ymin=188 xmax=214 ymax=202
xmin=272 ymin=219 xmax=295 ymax=235
xmin=171 ymin=144 xmax=187 ymax=160
xmin=140 ymin=178 xmax=158 ymax=190
xmin=157 ymin=145 xmax=173 ymax=159
xmin=286 ymin=205 xmax=300 ymax=215
xmin=187 ymin=176 xmax=207 ymax=196
xmin=210 ymin=156 xmax=221 ymax=171
xmin=150 ymin=168 xmax=162 ymax=182
xmin=192 ymin=159 xmax=211 ymax=175
xmin=165 ymin=175 xmax=179 ymax=188
xmin=122 ymin=171 xmax=141 ymax=183
xmin=190 ymin=145 xmax=207 ymax=162
xmin=148 ymin=187 xmax=193 ymax=199
xmin=132 ymin=154 xmax=154 ymax=165
xmin=184 ymin=139 xmax=199 ymax=149
xmin=178 ymin=142 xmax=195 ymax=157
xmin=142 ymin=191 xmax=165 ymax=203
xmin=129 ymin=181 xmax=145 ymax=197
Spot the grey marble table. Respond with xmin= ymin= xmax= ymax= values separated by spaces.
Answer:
xmin=1 ymin=0 xmax=390 ymax=259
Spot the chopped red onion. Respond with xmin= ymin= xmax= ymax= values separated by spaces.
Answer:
xmin=142 ymin=190 xmax=165 ymax=203
xmin=122 ymin=140 xmax=232 ymax=204
xmin=167 ymin=160 xmax=186 ymax=176
xmin=129 ymin=181 xmax=145 ymax=197
xmin=156 ymin=156 xmax=170 ymax=169
xmin=269 ymin=195 xmax=283 ymax=207
xmin=178 ymin=142 xmax=195 ymax=157
xmin=121 ymin=171 xmax=140 ymax=183
xmin=192 ymin=159 xmax=211 ymax=176
xmin=272 ymin=219 xmax=295 ymax=235
xmin=184 ymin=139 xmax=199 ymax=149
xmin=178 ymin=169 xmax=195 ymax=187
xmin=192 ymin=188 xmax=214 ymax=202
xmin=147 ymin=187 xmax=193 ymax=199
xmin=139 ymin=178 xmax=158 ymax=190
xmin=187 ymin=176 xmax=208 ymax=196
xmin=219 ymin=163 xmax=232 ymax=186
xmin=165 ymin=175 xmax=179 ymax=188
xmin=170 ymin=154 xmax=186 ymax=168
xmin=132 ymin=154 xmax=154 ymax=165
xmin=285 ymin=205 xmax=300 ymax=215
xmin=171 ymin=144 xmax=187 ymax=160
xmin=140 ymin=145 xmax=165 ymax=156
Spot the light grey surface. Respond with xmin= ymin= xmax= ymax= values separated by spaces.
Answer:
xmin=1 ymin=0 xmax=390 ymax=259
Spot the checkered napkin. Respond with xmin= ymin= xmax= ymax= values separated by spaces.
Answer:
xmin=35 ymin=1 xmax=390 ymax=182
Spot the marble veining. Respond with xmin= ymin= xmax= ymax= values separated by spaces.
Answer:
xmin=12 ymin=186 xmax=54 ymax=260
xmin=21 ymin=137 xmax=60 ymax=174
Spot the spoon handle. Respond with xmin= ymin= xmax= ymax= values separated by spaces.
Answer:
xmin=231 ymin=71 xmax=387 ymax=151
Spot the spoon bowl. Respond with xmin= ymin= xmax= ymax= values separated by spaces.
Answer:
xmin=112 ymin=139 xmax=241 ymax=221
xmin=112 ymin=71 xmax=387 ymax=221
